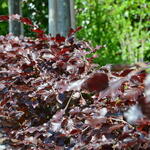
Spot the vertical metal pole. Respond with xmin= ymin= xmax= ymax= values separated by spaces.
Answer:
xmin=8 ymin=0 xmax=23 ymax=36
xmin=48 ymin=0 xmax=57 ymax=36
xmin=70 ymin=0 xmax=75 ymax=29
xmin=48 ymin=0 xmax=73 ymax=37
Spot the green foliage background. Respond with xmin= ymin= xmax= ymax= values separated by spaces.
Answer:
xmin=0 ymin=0 xmax=149 ymax=65
xmin=75 ymin=0 xmax=150 ymax=65
xmin=22 ymin=0 xmax=48 ymax=37
xmin=0 ymin=0 xmax=8 ymax=35
xmin=0 ymin=0 xmax=48 ymax=37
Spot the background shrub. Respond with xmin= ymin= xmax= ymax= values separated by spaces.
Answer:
xmin=75 ymin=0 xmax=150 ymax=65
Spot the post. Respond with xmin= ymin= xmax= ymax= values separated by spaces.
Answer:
xmin=8 ymin=0 xmax=23 ymax=36
xmin=70 ymin=0 xmax=75 ymax=29
xmin=48 ymin=0 xmax=74 ymax=37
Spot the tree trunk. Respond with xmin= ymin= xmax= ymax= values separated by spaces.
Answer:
xmin=8 ymin=0 xmax=23 ymax=36
xmin=48 ymin=0 xmax=74 ymax=37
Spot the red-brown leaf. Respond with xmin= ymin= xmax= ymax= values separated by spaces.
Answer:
xmin=0 ymin=15 xmax=9 ymax=21
xmin=82 ymin=73 xmax=109 ymax=92
xmin=31 ymin=28 xmax=44 ymax=34
xmin=70 ymin=129 xmax=81 ymax=135
xmin=20 ymin=17 xmax=33 ymax=25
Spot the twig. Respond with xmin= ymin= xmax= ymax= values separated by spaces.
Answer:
xmin=64 ymin=92 xmax=74 ymax=111
xmin=109 ymin=117 xmax=134 ymax=129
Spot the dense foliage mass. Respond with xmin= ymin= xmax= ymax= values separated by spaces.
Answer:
xmin=0 ymin=16 xmax=150 ymax=150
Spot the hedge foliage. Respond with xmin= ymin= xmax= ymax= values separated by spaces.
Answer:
xmin=0 ymin=15 xmax=150 ymax=149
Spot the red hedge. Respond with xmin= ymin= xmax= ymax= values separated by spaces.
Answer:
xmin=0 ymin=15 xmax=150 ymax=149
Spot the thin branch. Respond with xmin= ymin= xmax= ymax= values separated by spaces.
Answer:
xmin=109 ymin=117 xmax=134 ymax=129
xmin=64 ymin=92 xmax=74 ymax=111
